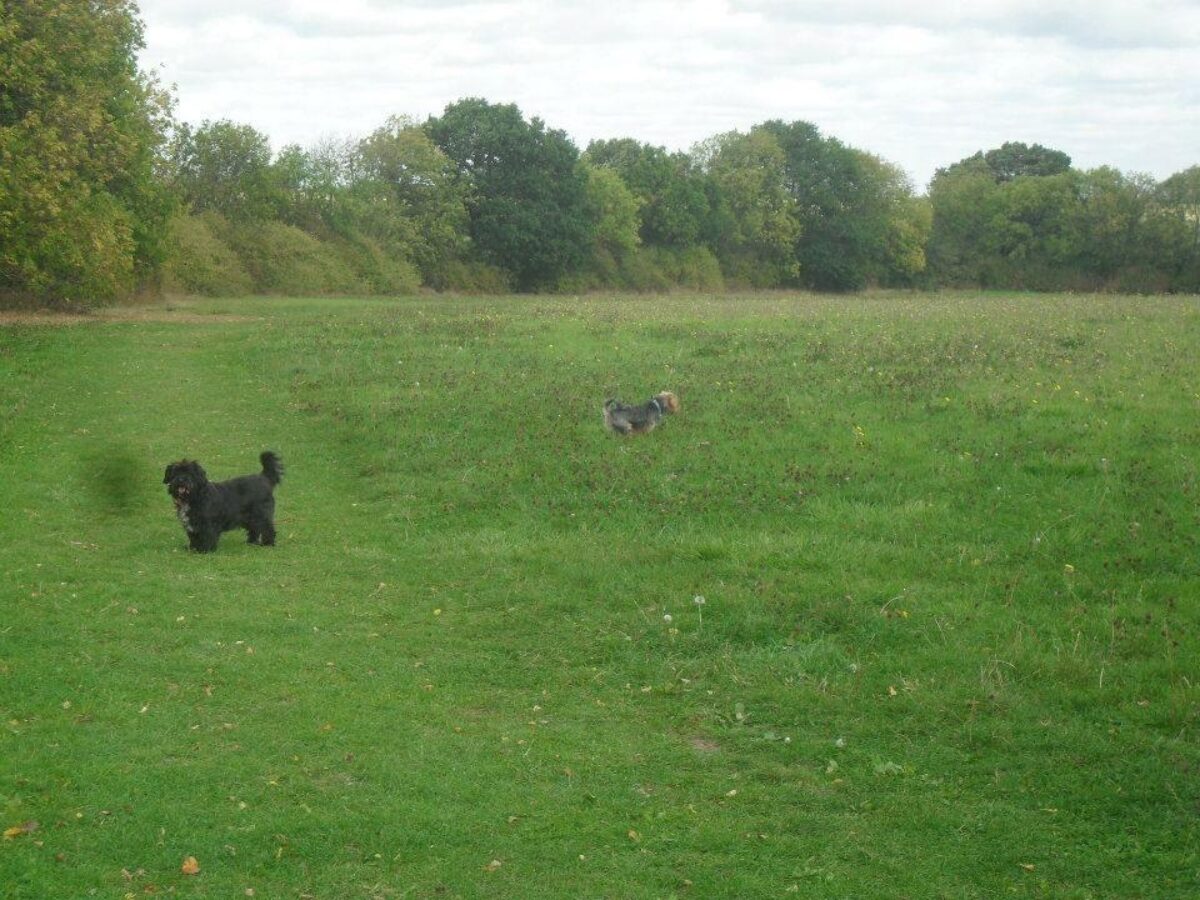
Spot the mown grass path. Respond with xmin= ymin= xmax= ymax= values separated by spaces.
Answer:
xmin=2 ymin=293 xmax=1198 ymax=897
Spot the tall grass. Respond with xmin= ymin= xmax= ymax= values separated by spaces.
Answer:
xmin=1 ymin=292 xmax=1197 ymax=897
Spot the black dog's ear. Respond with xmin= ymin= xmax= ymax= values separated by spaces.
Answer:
xmin=163 ymin=463 xmax=176 ymax=484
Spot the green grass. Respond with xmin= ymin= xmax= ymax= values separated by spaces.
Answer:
xmin=1 ymin=292 xmax=1198 ymax=898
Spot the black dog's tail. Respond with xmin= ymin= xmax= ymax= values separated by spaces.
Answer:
xmin=260 ymin=451 xmax=284 ymax=486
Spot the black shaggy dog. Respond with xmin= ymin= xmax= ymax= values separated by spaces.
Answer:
xmin=163 ymin=451 xmax=283 ymax=552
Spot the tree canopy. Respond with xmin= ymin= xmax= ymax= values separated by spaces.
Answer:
xmin=3 ymin=3 xmax=1198 ymax=304
xmin=1 ymin=0 xmax=173 ymax=305
xmin=426 ymin=98 xmax=592 ymax=291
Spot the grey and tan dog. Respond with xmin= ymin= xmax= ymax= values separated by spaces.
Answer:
xmin=602 ymin=391 xmax=680 ymax=435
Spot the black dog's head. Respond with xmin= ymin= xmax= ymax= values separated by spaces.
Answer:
xmin=163 ymin=460 xmax=208 ymax=507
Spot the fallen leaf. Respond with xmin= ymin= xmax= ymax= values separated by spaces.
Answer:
xmin=181 ymin=856 xmax=200 ymax=875
xmin=483 ymin=859 xmax=502 ymax=872
xmin=1019 ymin=863 xmax=1035 ymax=872
xmin=3 ymin=820 xmax=38 ymax=839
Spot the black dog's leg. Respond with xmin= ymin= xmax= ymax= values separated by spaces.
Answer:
xmin=189 ymin=529 xmax=219 ymax=553
xmin=246 ymin=526 xmax=260 ymax=544
xmin=256 ymin=498 xmax=276 ymax=546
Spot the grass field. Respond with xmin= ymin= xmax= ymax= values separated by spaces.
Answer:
xmin=1 ymin=291 xmax=1198 ymax=898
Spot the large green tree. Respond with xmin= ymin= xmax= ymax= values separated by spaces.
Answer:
xmin=758 ymin=120 xmax=923 ymax=290
xmin=857 ymin=152 xmax=931 ymax=286
xmin=1074 ymin=167 xmax=1158 ymax=285
xmin=926 ymin=157 xmax=1005 ymax=285
xmin=694 ymin=130 xmax=798 ymax=285
xmin=425 ymin=98 xmax=591 ymax=290
xmin=937 ymin=141 xmax=1072 ymax=183
xmin=1154 ymin=166 xmax=1200 ymax=291
xmin=167 ymin=120 xmax=279 ymax=222
xmin=0 ymin=0 xmax=174 ymax=305
xmin=927 ymin=144 xmax=1081 ymax=288
xmin=355 ymin=116 xmax=470 ymax=281
xmin=988 ymin=172 xmax=1083 ymax=288
xmin=272 ymin=136 xmax=358 ymax=237
xmin=584 ymin=138 xmax=717 ymax=249
xmin=580 ymin=162 xmax=641 ymax=259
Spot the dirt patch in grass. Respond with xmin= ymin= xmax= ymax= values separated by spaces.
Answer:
xmin=0 ymin=306 xmax=261 ymax=326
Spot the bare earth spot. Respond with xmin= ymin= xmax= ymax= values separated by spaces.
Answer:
xmin=0 ymin=305 xmax=261 ymax=326
xmin=0 ymin=311 xmax=94 ymax=326
xmin=689 ymin=737 xmax=721 ymax=753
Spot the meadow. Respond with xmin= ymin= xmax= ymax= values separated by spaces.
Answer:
xmin=0 ymin=291 xmax=1197 ymax=898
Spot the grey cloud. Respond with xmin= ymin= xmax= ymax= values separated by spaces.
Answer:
xmin=137 ymin=0 xmax=1200 ymax=187
xmin=731 ymin=0 xmax=1200 ymax=49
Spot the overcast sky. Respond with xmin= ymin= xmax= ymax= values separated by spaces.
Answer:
xmin=137 ymin=0 xmax=1200 ymax=189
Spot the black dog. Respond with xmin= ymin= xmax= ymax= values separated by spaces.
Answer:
xmin=163 ymin=451 xmax=283 ymax=552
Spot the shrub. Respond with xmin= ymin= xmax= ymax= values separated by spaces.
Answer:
xmin=423 ymin=259 xmax=514 ymax=294
xmin=617 ymin=248 xmax=674 ymax=292
xmin=333 ymin=234 xmax=421 ymax=295
xmin=618 ymin=246 xmax=725 ymax=292
xmin=223 ymin=220 xmax=365 ymax=295
xmin=161 ymin=212 xmax=253 ymax=296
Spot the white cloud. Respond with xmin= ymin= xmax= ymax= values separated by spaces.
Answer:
xmin=137 ymin=0 xmax=1200 ymax=189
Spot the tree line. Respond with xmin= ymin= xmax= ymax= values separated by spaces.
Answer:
xmin=3 ymin=1 xmax=1199 ymax=307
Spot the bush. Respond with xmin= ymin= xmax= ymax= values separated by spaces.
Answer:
xmin=617 ymin=249 xmax=673 ymax=292
xmin=163 ymin=214 xmax=425 ymax=297
xmin=423 ymin=259 xmax=514 ymax=294
xmin=717 ymin=250 xmax=788 ymax=289
xmin=618 ymin=246 xmax=725 ymax=292
xmin=1 ymin=192 xmax=138 ymax=309
xmin=333 ymin=234 xmax=421 ymax=295
xmin=223 ymin=220 xmax=366 ymax=295
xmin=161 ymin=213 xmax=253 ymax=296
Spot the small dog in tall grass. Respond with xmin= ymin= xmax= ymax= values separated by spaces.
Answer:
xmin=602 ymin=391 xmax=680 ymax=435
xmin=163 ymin=451 xmax=283 ymax=552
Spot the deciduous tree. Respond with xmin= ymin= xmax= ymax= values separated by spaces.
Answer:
xmin=167 ymin=120 xmax=279 ymax=222
xmin=0 ymin=0 xmax=174 ymax=305
xmin=426 ymin=99 xmax=591 ymax=290
xmin=584 ymin=139 xmax=716 ymax=249
xmin=355 ymin=116 xmax=469 ymax=280
xmin=695 ymin=130 xmax=798 ymax=285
